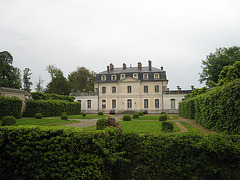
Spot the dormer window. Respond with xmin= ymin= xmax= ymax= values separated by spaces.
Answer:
xmin=101 ymin=75 xmax=106 ymax=81
xmin=133 ymin=73 xmax=138 ymax=79
xmin=154 ymin=73 xmax=159 ymax=79
xmin=143 ymin=73 xmax=148 ymax=80
xmin=120 ymin=74 xmax=125 ymax=79
xmin=111 ymin=75 xmax=117 ymax=81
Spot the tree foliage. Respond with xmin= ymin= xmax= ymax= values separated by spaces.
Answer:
xmin=35 ymin=76 xmax=44 ymax=92
xmin=199 ymin=46 xmax=240 ymax=86
xmin=0 ymin=51 xmax=21 ymax=89
xmin=218 ymin=61 xmax=240 ymax=85
xmin=68 ymin=67 xmax=96 ymax=93
xmin=22 ymin=68 xmax=32 ymax=92
xmin=45 ymin=65 xmax=71 ymax=95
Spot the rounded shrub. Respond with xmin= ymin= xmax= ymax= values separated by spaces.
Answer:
xmin=1 ymin=116 xmax=16 ymax=126
xmin=162 ymin=121 xmax=174 ymax=131
xmin=123 ymin=114 xmax=131 ymax=121
xmin=61 ymin=112 xmax=68 ymax=120
xmin=159 ymin=114 xmax=167 ymax=121
xmin=161 ymin=111 xmax=167 ymax=115
xmin=82 ymin=112 xmax=86 ymax=117
xmin=98 ymin=111 xmax=104 ymax=115
xmin=138 ymin=111 xmax=144 ymax=116
xmin=35 ymin=113 xmax=43 ymax=119
xmin=132 ymin=113 xmax=139 ymax=119
xmin=96 ymin=119 xmax=108 ymax=130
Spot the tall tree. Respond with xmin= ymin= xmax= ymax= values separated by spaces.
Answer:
xmin=35 ymin=76 xmax=44 ymax=92
xmin=23 ymin=68 xmax=32 ymax=92
xmin=199 ymin=46 xmax=240 ymax=86
xmin=68 ymin=67 xmax=96 ymax=93
xmin=0 ymin=51 xmax=22 ymax=89
xmin=218 ymin=61 xmax=240 ymax=85
xmin=45 ymin=65 xmax=71 ymax=95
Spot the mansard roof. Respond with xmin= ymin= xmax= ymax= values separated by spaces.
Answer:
xmin=98 ymin=66 xmax=163 ymax=74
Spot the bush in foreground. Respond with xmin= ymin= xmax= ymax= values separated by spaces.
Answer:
xmin=96 ymin=119 xmax=108 ymax=130
xmin=34 ymin=113 xmax=43 ymax=119
xmin=123 ymin=114 xmax=131 ymax=121
xmin=132 ymin=113 xmax=139 ymax=119
xmin=1 ymin=116 xmax=16 ymax=126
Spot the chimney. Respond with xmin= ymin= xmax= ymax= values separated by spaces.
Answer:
xmin=161 ymin=66 xmax=163 ymax=70
xmin=138 ymin=62 xmax=142 ymax=69
xmin=148 ymin=60 xmax=152 ymax=71
xmin=123 ymin=63 xmax=127 ymax=70
xmin=110 ymin=63 xmax=114 ymax=70
xmin=191 ymin=85 xmax=195 ymax=90
xmin=177 ymin=86 xmax=181 ymax=91
xmin=107 ymin=66 xmax=110 ymax=72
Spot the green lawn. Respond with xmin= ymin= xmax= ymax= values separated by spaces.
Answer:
xmin=118 ymin=121 xmax=180 ymax=134
xmin=133 ymin=115 xmax=177 ymax=120
xmin=179 ymin=121 xmax=202 ymax=134
xmin=15 ymin=118 xmax=78 ymax=126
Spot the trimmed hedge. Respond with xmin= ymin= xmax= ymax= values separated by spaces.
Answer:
xmin=0 ymin=96 xmax=22 ymax=120
xmin=179 ymin=79 xmax=240 ymax=135
xmin=31 ymin=92 xmax=75 ymax=102
xmin=0 ymin=126 xmax=239 ymax=179
xmin=23 ymin=100 xmax=81 ymax=117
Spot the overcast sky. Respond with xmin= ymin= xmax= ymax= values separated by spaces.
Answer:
xmin=1 ymin=0 xmax=240 ymax=90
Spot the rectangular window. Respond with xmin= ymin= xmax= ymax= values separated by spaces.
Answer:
xmin=112 ymin=100 xmax=116 ymax=108
xmin=155 ymin=85 xmax=159 ymax=93
xmin=144 ymin=86 xmax=148 ymax=93
xmin=102 ymin=100 xmax=106 ymax=109
xmin=102 ymin=87 xmax=106 ymax=94
xmin=144 ymin=99 xmax=148 ymax=108
xmin=127 ymin=86 xmax=132 ymax=93
xmin=112 ymin=86 xmax=116 ymax=93
xmin=87 ymin=100 xmax=91 ymax=109
xmin=155 ymin=99 xmax=159 ymax=108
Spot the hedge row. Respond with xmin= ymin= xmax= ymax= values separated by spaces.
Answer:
xmin=179 ymin=79 xmax=240 ymax=135
xmin=23 ymin=100 xmax=81 ymax=117
xmin=0 ymin=126 xmax=239 ymax=179
xmin=0 ymin=96 xmax=22 ymax=120
xmin=31 ymin=92 xmax=75 ymax=102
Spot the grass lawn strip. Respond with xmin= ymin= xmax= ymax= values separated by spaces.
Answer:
xmin=179 ymin=121 xmax=203 ymax=134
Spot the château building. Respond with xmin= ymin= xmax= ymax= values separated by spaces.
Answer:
xmin=73 ymin=61 xmax=193 ymax=114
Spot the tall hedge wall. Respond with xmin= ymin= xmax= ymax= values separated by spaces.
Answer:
xmin=179 ymin=79 xmax=240 ymax=135
xmin=0 ymin=96 xmax=22 ymax=119
xmin=23 ymin=100 xmax=81 ymax=117
xmin=31 ymin=92 xmax=75 ymax=102
xmin=0 ymin=126 xmax=239 ymax=179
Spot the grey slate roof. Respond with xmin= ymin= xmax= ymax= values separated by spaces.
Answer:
xmin=98 ymin=66 xmax=163 ymax=74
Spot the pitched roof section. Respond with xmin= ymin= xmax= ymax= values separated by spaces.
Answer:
xmin=98 ymin=66 xmax=163 ymax=74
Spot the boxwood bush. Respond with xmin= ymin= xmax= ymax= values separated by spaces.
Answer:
xmin=98 ymin=111 xmax=104 ymax=115
xmin=0 ymin=96 xmax=22 ymax=120
xmin=138 ymin=112 xmax=144 ymax=116
xmin=34 ymin=113 xmax=43 ymax=119
xmin=1 ymin=116 xmax=16 ymax=126
xmin=0 ymin=126 xmax=239 ymax=179
xmin=61 ymin=112 xmax=68 ymax=120
xmin=162 ymin=121 xmax=174 ymax=131
xmin=123 ymin=114 xmax=131 ymax=121
xmin=96 ymin=119 xmax=107 ymax=130
xmin=132 ymin=113 xmax=139 ymax=119
xmin=82 ymin=112 xmax=86 ymax=117
xmin=159 ymin=114 xmax=167 ymax=121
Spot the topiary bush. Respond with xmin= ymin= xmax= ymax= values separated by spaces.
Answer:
xmin=159 ymin=114 xmax=167 ymax=121
xmin=162 ymin=122 xmax=174 ymax=131
xmin=96 ymin=119 xmax=108 ymax=130
xmin=132 ymin=113 xmax=139 ymax=119
xmin=123 ymin=114 xmax=131 ymax=121
xmin=82 ymin=112 xmax=86 ymax=117
xmin=161 ymin=111 xmax=166 ymax=115
xmin=1 ymin=116 xmax=16 ymax=126
xmin=35 ymin=113 xmax=43 ymax=119
xmin=98 ymin=111 xmax=104 ymax=115
xmin=61 ymin=112 xmax=68 ymax=120
xmin=138 ymin=112 xmax=144 ymax=116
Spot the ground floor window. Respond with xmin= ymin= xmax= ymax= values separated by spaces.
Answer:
xmin=155 ymin=99 xmax=159 ymax=108
xmin=144 ymin=99 xmax=148 ymax=108
xmin=127 ymin=99 xmax=132 ymax=109
xmin=171 ymin=99 xmax=176 ymax=109
xmin=102 ymin=100 xmax=106 ymax=109
xmin=112 ymin=99 xmax=116 ymax=108
xmin=87 ymin=100 xmax=91 ymax=109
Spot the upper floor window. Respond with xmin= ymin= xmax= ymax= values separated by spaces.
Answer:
xmin=155 ymin=85 xmax=159 ymax=93
xmin=87 ymin=100 xmax=91 ymax=109
xmin=143 ymin=74 xmax=148 ymax=80
xmin=102 ymin=87 xmax=106 ymax=94
xmin=102 ymin=100 xmax=106 ymax=109
xmin=127 ymin=86 xmax=132 ymax=93
xmin=144 ymin=86 xmax=148 ymax=93
xmin=154 ymin=73 xmax=159 ymax=79
xmin=133 ymin=73 xmax=138 ymax=79
xmin=111 ymin=75 xmax=116 ymax=81
xmin=120 ymin=74 xmax=125 ymax=79
xmin=112 ymin=86 xmax=116 ymax=93
xmin=101 ymin=75 xmax=106 ymax=81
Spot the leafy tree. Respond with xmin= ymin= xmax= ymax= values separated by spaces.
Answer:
xmin=199 ymin=46 xmax=240 ymax=86
xmin=218 ymin=61 xmax=240 ymax=85
xmin=68 ymin=67 xmax=96 ymax=93
xmin=23 ymin=68 xmax=32 ymax=92
xmin=0 ymin=51 xmax=21 ymax=89
xmin=45 ymin=65 xmax=71 ymax=95
xmin=35 ymin=76 xmax=44 ymax=92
